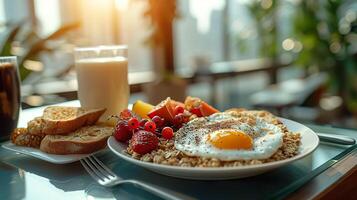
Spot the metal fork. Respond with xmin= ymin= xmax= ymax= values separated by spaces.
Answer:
xmin=80 ymin=156 xmax=184 ymax=200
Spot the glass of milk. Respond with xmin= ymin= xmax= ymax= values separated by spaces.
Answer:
xmin=75 ymin=45 xmax=129 ymax=125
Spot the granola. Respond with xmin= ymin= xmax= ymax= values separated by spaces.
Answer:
xmin=126 ymin=110 xmax=301 ymax=167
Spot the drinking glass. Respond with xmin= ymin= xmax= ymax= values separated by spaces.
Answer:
xmin=75 ymin=45 xmax=129 ymax=125
xmin=0 ymin=56 xmax=20 ymax=141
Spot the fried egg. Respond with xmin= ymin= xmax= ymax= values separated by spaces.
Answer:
xmin=174 ymin=112 xmax=283 ymax=161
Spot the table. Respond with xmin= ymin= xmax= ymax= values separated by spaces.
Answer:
xmin=1 ymin=101 xmax=357 ymax=200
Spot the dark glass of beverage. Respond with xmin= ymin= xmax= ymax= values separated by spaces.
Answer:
xmin=0 ymin=57 xmax=20 ymax=141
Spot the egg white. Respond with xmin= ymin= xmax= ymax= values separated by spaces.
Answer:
xmin=174 ymin=113 xmax=284 ymax=161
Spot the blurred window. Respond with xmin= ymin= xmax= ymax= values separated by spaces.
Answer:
xmin=34 ymin=0 xmax=61 ymax=36
xmin=0 ymin=0 xmax=4 ymax=33
xmin=1 ymin=0 xmax=296 ymax=75
xmin=0 ymin=0 xmax=5 ymax=23
xmin=175 ymin=0 xmax=294 ymax=71
xmin=70 ymin=0 xmax=152 ymax=72
xmin=175 ymin=0 xmax=226 ymax=72
xmin=13 ymin=0 xmax=151 ymax=72
xmin=116 ymin=0 xmax=153 ymax=72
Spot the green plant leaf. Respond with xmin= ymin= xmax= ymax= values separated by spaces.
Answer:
xmin=18 ymin=22 xmax=80 ymax=80
xmin=0 ymin=21 xmax=25 ymax=56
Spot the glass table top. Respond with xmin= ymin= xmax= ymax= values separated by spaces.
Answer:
xmin=1 ymin=124 xmax=356 ymax=200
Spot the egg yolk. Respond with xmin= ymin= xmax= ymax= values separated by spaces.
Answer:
xmin=207 ymin=130 xmax=253 ymax=150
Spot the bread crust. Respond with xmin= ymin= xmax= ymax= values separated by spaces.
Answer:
xmin=39 ymin=126 xmax=113 ymax=154
xmin=40 ymin=137 xmax=107 ymax=154
xmin=11 ymin=128 xmax=44 ymax=148
xmin=28 ymin=107 xmax=106 ymax=135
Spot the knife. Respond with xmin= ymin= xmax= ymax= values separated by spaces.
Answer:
xmin=317 ymin=133 xmax=356 ymax=145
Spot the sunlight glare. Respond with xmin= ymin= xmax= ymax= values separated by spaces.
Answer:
xmin=116 ymin=0 xmax=128 ymax=10
xmin=190 ymin=0 xmax=225 ymax=34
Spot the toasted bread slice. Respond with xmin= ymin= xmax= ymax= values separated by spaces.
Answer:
xmin=40 ymin=125 xmax=113 ymax=154
xmin=28 ymin=106 xmax=106 ymax=135
xmin=11 ymin=128 xmax=44 ymax=148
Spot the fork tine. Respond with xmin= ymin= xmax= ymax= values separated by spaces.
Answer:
xmin=90 ymin=156 xmax=117 ymax=177
xmin=80 ymin=159 xmax=104 ymax=182
xmin=82 ymin=158 xmax=107 ymax=181
xmin=87 ymin=156 xmax=116 ymax=178
xmin=82 ymin=157 xmax=183 ymax=200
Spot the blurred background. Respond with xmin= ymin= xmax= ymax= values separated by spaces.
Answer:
xmin=1 ymin=0 xmax=357 ymax=128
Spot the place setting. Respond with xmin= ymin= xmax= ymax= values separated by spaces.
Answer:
xmin=1 ymin=47 xmax=355 ymax=199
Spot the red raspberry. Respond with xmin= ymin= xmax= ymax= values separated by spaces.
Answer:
xmin=130 ymin=130 xmax=158 ymax=154
xmin=114 ymin=121 xmax=132 ymax=142
xmin=173 ymin=113 xmax=184 ymax=126
xmin=119 ymin=109 xmax=134 ymax=120
xmin=128 ymin=117 xmax=139 ymax=130
xmin=174 ymin=106 xmax=184 ymax=115
xmin=161 ymin=127 xmax=174 ymax=140
xmin=190 ymin=107 xmax=202 ymax=117
xmin=144 ymin=121 xmax=157 ymax=132
xmin=152 ymin=116 xmax=164 ymax=127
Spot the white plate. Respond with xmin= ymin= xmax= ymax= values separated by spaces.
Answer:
xmin=107 ymin=118 xmax=319 ymax=180
xmin=2 ymin=142 xmax=100 ymax=164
